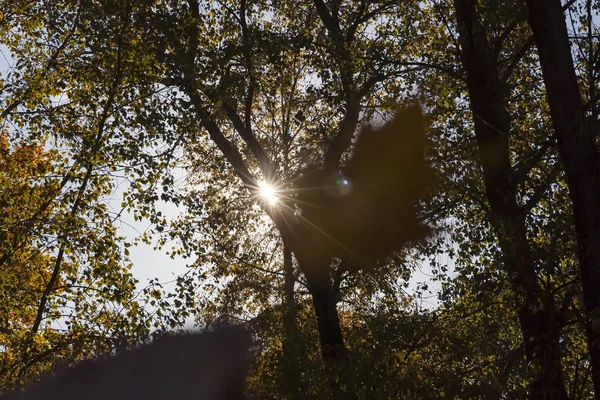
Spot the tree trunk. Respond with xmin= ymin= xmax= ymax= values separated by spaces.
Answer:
xmin=304 ymin=275 xmax=345 ymax=363
xmin=278 ymin=227 xmax=346 ymax=365
xmin=295 ymin=253 xmax=348 ymax=398
xmin=275 ymin=219 xmax=348 ymax=396
xmin=524 ymin=1 xmax=600 ymax=397
xmin=306 ymin=275 xmax=347 ymax=398
xmin=281 ymin=245 xmax=303 ymax=400
xmin=453 ymin=1 xmax=568 ymax=398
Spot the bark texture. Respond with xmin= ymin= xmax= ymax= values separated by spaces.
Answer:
xmin=454 ymin=1 xmax=568 ymax=398
xmin=525 ymin=1 xmax=600 ymax=397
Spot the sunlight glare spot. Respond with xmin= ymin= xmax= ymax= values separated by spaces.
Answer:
xmin=259 ymin=181 xmax=278 ymax=205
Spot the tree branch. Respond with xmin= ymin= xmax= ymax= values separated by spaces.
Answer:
xmin=189 ymin=92 xmax=257 ymax=190
xmin=522 ymin=162 xmax=562 ymax=214
xmin=220 ymin=101 xmax=274 ymax=180
xmin=324 ymin=95 xmax=362 ymax=168
xmin=508 ymin=143 xmax=552 ymax=188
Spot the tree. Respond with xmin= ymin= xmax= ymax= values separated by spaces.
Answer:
xmin=452 ymin=1 xmax=568 ymax=398
xmin=524 ymin=1 xmax=600 ymax=396
xmin=130 ymin=0 xmax=436 ymax=394
xmin=0 ymin=1 xmax=176 ymax=389
xmin=398 ymin=0 xmax=592 ymax=397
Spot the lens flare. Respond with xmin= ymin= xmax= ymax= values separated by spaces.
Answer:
xmin=324 ymin=170 xmax=352 ymax=198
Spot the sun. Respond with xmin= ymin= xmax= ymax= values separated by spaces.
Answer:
xmin=259 ymin=181 xmax=279 ymax=205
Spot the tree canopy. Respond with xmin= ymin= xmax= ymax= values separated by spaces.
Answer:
xmin=1 ymin=0 xmax=599 ymax=399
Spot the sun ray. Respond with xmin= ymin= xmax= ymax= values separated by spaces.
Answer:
xmin=273 ymin=198 xmax=368 ymax=268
